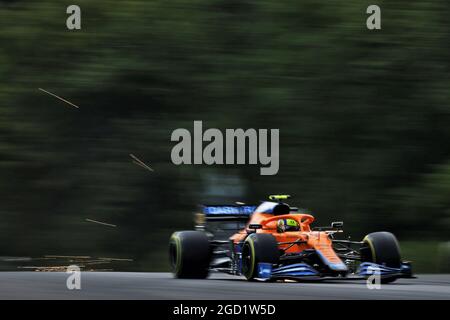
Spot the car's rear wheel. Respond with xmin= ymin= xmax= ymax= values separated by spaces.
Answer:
xmin=242 ymin=233 xmax=279 ymax=280
xmin=169 ymin=231 xmax=211 ymax=279
xmin=360 ymin=231 xmax=402 ymax=283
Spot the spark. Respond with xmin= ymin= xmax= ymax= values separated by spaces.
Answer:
xmin=98 ymin=257 xmax=134 ymax=262
xmin=38 ymin=88 xmax=80 ymax=109
xmin=130 ymin=153 xmax=154 ymax=172
xmin=85 ymin=218 xmax=117 ymax=228
xmin=44 ymin=255 xmax=91 ymax=259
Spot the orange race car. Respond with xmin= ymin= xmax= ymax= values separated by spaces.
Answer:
xmin=169 ymin=195 xmax=413 ymax=283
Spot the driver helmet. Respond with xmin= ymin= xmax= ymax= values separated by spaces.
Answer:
xmin=277 ymin=218 xmax=300 ymax=233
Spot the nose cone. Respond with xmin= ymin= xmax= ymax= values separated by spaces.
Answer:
xmin=309 ymin=235 xmax=348 ymax=272
xmin=315 ymin=248 xmax=348 ymax=272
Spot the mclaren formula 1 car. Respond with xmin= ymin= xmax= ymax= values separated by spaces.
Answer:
xmin=169 ymin=195 xmax=413 ymax=283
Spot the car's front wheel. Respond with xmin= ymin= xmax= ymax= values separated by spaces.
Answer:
xmin=242 ymin=233 xmax=279 ymax=280
xmin=360 ymin=231 xmax=402 ymax=283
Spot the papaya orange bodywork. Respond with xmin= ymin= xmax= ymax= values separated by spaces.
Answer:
xmin=230 ymin=211 xmax=344 ymax=266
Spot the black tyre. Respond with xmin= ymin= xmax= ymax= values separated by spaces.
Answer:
xmin=169 ymin=231 xmax=211 ymax=279
xmin=242 ymin=233 xmax=279 ymax=280
xmin=360 ymin=231 xmax=402 ymax=283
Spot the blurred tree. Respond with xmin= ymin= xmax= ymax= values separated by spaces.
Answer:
xmin=0 ymin=0 xmax=449 ymax=270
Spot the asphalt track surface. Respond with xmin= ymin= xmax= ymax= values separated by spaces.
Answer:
xmin=0 ymin=272 xmax=448 ymax=299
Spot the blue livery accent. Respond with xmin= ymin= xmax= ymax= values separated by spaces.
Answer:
xmin=358 ymin=262 xmax=411 ymax=277
xmin=271 ymin=263 xmax=320 ymax=277
xmin=253 ymin=202 xmax=278 ymax=214
xmin=257 ymin=263 xmax=272 ymax=279
xmin=203 ymin=205 xmax=256 ymax=216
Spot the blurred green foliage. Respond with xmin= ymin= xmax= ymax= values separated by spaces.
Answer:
xmin=0 ymin=0 xmax=449 ymax=271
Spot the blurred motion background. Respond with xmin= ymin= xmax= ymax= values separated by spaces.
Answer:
xmin=0 ymin=0 xmax=449 ymax=272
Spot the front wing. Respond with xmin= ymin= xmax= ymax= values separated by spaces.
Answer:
xmin=255 ymin=261 xmax=413 ymax=281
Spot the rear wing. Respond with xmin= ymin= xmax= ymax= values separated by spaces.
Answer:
xmin=195 ymin=204 xmax=257 ymax=236
xmin=202 ymin=205 xmax=256 ymax=219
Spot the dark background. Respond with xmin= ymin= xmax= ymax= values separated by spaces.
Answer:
xmin=0 ymin=0 xmax=449 ymax=272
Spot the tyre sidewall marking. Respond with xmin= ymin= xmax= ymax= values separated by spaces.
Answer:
xmin=363 ymin=236 xmax=377 ymax=262
xmin=246 ymin=235 xmax=256 ymax=279
xmin=170 ymin=233 xmax=182 ymax=274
